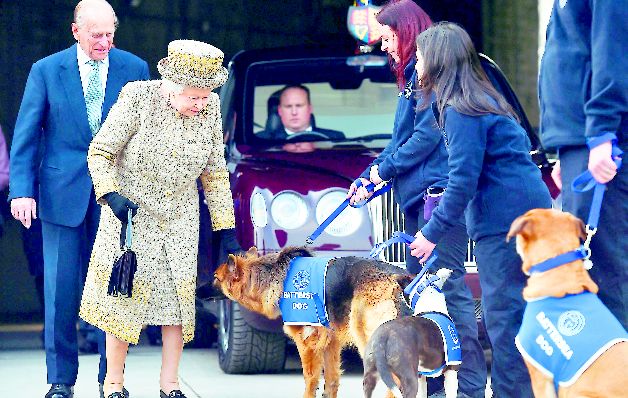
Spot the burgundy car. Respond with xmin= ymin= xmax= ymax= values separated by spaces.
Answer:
xmin=198 ymin=45 xmax=557 ymax=374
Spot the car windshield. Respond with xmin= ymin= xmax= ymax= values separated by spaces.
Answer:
xmin=245 ymin=56 xmax=398 ymax=146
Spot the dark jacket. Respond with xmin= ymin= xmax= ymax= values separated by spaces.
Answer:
xmin=422 ymin=107 xmax=551 ymax=243
xmin=539 ymin=0 xmax=627 ymax=151
xmin=361 ymin=60 xmax=448 ymax=213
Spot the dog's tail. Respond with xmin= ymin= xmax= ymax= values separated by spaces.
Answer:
xmin=374 ymin=342 xmax=400 ymax=394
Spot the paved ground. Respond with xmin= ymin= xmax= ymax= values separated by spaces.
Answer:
xmin=0 ymin=325 xmax=491 ymax=398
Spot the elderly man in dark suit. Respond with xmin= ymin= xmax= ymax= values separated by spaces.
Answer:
xmin=8 ymin=1 xmax=149 ymax=397
xmin=258 ymin=85 xmax=344 ymax=140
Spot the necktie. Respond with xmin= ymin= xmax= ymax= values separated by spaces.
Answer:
xmin=85 ymin=60 xmax=104 ymax=136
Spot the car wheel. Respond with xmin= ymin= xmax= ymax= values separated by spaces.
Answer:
xmin=218 ymin=299 xmax=287 ymax=374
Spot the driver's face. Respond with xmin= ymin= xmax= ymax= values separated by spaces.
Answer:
xmin=277 ymin=88 xmax=312 ymax=133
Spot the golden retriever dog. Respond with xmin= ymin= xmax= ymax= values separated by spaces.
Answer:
xmin=214 ymin=246 xmax=411 ymax=398
xmin=507 ymin=208 xmax=628 ymax=398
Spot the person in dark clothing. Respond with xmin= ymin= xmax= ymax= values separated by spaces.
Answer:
xmin=539 ymin=0 xmax=627 ymax=329
xmin=257 ymin=85 xmax=344 ymax=141
xmin=409 ymin=22 xmax=552 ymax=398
xmin=347 ymin=2 xmax=487 ymax=397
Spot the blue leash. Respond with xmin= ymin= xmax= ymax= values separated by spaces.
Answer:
xmin=369 ymin=230 xmax=415 ymax=258
xmin=571 ymin=135 xmax=623 ymax=249
xmin=306 ymin=179 xmax=391 ymax=244
xmin=368 ymin=230 xmax=439 ymax=295
xmin=530 ymin=136 xmax=622 ymax=275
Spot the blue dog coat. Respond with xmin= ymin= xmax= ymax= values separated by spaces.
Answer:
xmin=279 ymin=257 xmax=330 ymax=327
xmin=417 ymin=312 xmax=462 ymax=377
xmin=516 ymin=292 xmax=627 ymax=390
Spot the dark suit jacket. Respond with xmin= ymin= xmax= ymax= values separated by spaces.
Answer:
xmin=8 ymin=44 xmax=150 ymax=227
xmin=257 ymin=126 xmax=344 ymax=141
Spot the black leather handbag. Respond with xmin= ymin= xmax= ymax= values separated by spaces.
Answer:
xmin=108 ymin=209 xmax=137 ymax=298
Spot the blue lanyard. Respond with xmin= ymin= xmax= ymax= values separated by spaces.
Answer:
xmin=306 ymin=179 xmax=392 ymax=244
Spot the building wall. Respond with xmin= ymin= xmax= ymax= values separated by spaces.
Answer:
xmin=483 ymin=0 xmax=540 ymax=128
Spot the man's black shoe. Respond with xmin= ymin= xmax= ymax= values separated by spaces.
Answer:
xmin=196 ymin=282 xmax=226 ymax=300
xmin=45 ymin=384 xmax=73 ymax=398
xmin=99 ymin=383 xmax=130 ymax=398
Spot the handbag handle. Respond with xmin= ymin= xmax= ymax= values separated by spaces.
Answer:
xmin=123 ymin=209 xmax=133 ymax=250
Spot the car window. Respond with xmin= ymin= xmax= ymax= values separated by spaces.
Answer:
xmin=253 ymin=81 xmax=398 ymax=140
xmin=243 ymin=57 xmax=398 ymax=146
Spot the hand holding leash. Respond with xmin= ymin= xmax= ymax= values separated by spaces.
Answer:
xmin=588 ymin=141 xmax=617 ymax=183
xmin=347 ymin=177 xmax=373 ymax=206
xmin=572 ymin=134 xmax=622 ymax=252
xmin=308 ymin=179 xmax=390 ymax=244
xmin=409 ymin=231 xmax=437 ymax=264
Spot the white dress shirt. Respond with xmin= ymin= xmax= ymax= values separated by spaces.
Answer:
xmin=285 ymin=125 xmax=312 ymax=135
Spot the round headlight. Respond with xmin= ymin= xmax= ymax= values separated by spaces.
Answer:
xmin=270 ymin=191 xmax=309 ymax=230
xmin=315 ymin=190 xmax=362 ymax=237
xmin=250 ymin=192 xmax=268 ymax=228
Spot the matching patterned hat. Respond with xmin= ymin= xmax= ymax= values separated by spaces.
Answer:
xmin=157 ymin=39 xmax=228 ymax=90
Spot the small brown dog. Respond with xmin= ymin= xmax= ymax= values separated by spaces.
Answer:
xmin=508 ymin=208 xmax=628 ymax=398
xmin=214 ymin=246 xmax=411 ymax=398
xmin=363 ymin=268 xmax=460 ymax=398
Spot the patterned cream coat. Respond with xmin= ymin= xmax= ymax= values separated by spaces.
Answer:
xmin=79 ymin=81 xmax=235 ymax=344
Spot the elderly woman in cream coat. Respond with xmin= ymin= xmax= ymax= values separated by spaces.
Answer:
xmin=79 ymin=40 xmax=238 ymax=398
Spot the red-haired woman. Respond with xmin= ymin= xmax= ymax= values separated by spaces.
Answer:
xmin=347 ymin=1 xmax=487 ymax=397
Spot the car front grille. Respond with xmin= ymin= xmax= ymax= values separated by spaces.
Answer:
xmin=367 ymin=188 xmax=477 ymax=266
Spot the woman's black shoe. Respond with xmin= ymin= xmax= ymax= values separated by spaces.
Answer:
xmin=160 ymin=390 xmax=187 ymax=398
xmin=107 ymin=393 xmax=128 ymax=398
xmin=99 ymin=384 xmax=130 ymax=398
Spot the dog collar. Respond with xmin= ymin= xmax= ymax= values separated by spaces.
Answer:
xmin=528 ymin=246 xmax=591 ymax=275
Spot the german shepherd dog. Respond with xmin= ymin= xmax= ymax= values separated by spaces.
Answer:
xmin=214 ymin=246 xmax=411 ymax=398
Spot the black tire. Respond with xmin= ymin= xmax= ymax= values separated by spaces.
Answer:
xmin=217 ymin=299 xmax=286 ymax=374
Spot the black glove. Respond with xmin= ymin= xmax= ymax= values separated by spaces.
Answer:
xmin=219 ymin=228 xmax=242 ymax=255
xmin=103 ymin=192 xmax=139 ymax=223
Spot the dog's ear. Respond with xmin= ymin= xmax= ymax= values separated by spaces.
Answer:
xmin=507 ymin=213 xmax=532 ymax=242
xmin=246 ymin=246 xmax=258 ymax=257
xmin=227 ymin=254 xmax=241 ymax=281
xmin=277 ymin=246 xmax=313 ymax=265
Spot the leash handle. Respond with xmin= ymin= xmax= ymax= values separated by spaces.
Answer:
xmin=306 ymin=179 xmax=391 ymax=244
xmin=369 ymin=230 xmax=439 ymax=296
xmin=369 ymin=231 xmax=415 ymax=258
xmin=571 ymin=138 xmax=622 ymax=250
